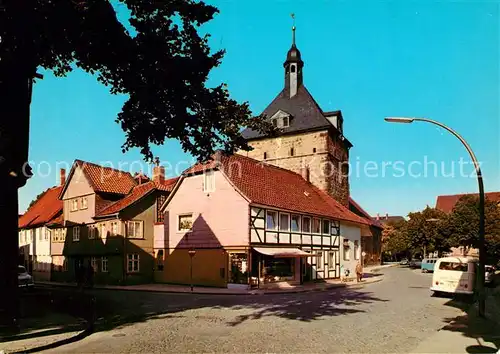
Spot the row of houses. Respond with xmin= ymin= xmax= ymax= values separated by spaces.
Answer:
xmin=18 ymin=153 xmax=380 ymax=288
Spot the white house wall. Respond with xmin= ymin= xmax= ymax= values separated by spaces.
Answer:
xmin=340 ymin=222 xmax=362 ymax=278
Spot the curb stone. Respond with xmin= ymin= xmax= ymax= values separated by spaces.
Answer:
xmin=38 ymin=275 xmax=384 ymax=296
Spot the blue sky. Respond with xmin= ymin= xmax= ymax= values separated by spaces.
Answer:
xmin=21 ymin=0 xmax=499 ymax=217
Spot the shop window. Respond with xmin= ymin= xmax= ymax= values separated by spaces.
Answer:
xmin=266 ymin=211 xmax=278 ymax=230
xmin=229 ymin=253 xmax=248 ymax=284
xmin=279 ymin=213 xmax=290 ymax=231
xmin=302 ymin=216 xmax=311 ymax=233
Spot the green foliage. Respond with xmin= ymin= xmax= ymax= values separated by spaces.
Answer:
xmin=406 ymin=206 xmax=450 ymax=256
xmin=2 ymin=0 xmax=274 ymax=162
xmin=382 ymin=219 xmax=409 ymax=256
xmin=448 ymin=195 xmax=500 ymax=261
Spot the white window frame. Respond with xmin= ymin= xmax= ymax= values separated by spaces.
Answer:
xmin=71 ymin=199 xmax=78 ymax=212
xmin=266 ymin=210 xmax=278 ymax=231
xmin=322 ymin=220 xmax=330 ymax=235
xmin=73 ymin=226 xmax=80 ymax=241
xmin=354 ymin=240 xmax=360 ymax=260
xmin=88 ymin=225 xmax=95 ymax=239
xmin=126 ymin=221 xmax=143 ymax=238
xmin=81 ymin=197 xmax=88 ymax=210
xmin=282 ymin=116 xmax=290 ymax=128
xmin=312 ymin=218 xmax=321 ymax=234
xmin=291 ymin=214 xmax=301 ymax=232
xmin=316 ymin=251 xmax=324 ymax=270
xmin=343 ymin=239 xmax=350 ymax=261
xmin=111 ymin=221 xmax=118 ymax=235
xmin=177 ymin=214 xmax=193 ymax=232
xmin=279 ymin=212 xmax=290 ymax=232
xmin=100 ymin=223 xmax=107 ymax=238
xmin=45 ymin=228 xmax=50 ymax=241
xmin=302 ymin=216 xmax=311 ymax=233
xmin=101 ymin=257 xmax=108 ymax=272
xmin=328 ymin=251 xmax=335 ymax=270
xmin=62 ymin=228 xmax=67 ymax=241
xmin=203 ymin=170 xmax=215 ymax=193
xmin=127 ymin=254 xmax=140 ymax=273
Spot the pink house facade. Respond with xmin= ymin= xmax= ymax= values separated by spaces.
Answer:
xmin=157 ymin=153 xmax=371 ymax=289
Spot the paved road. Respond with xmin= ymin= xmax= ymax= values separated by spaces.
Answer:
xmin=46 ymin=267 xmax=469 ymax=353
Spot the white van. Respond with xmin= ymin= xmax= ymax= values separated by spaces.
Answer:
xmin=430 ymin=256 xmax=478 ymax=295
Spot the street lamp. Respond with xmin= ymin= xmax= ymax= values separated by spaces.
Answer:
xmin=385 ymin=116 xmax=486 ymax=318
xmin=188 ymin=249 xmax=196 ymax=292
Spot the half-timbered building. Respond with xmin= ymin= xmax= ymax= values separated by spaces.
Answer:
xmin=158 ymin=152 xmax=371 ymax=288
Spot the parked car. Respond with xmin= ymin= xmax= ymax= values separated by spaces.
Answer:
xmin=409 ymin=259 xmax=422 ymax=269
xmin=421 ymin=258 xmax=438 ymax=273
xmin=18 ymin=265 xmax=34 ymax=289
xmin=399 ymin=258 xmax=409 ymax=266
xmin=485 ymin=265 xmax=496 ymax=285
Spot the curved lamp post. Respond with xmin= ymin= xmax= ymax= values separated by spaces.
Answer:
xmin=385 ymin=117 xmax=486 ymax=318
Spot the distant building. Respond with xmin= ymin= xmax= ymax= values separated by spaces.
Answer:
xmin=436 ymin=192 xmax=500 ymax=213
xmin=372 ymin=213 xmax=406 ymax=225
xmin=349 ymin=199 xmax=383 ymax=266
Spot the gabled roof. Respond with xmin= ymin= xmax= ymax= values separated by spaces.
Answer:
xmin=371 ymin=215 xmax=406 ymax=225
xmin=60 ymin=159 xmax=136 ymax=198
xmin=179 ymin=152 xmax=369 ymax=225
xmin=349 ymin=198 xmax=383 ymax=229
xmin=242 ymin=85 xmax=332 ymax=140
xmin=96 ymin=182 xmax=156 ymax=217
xmin=436 ymin=192 xmax=500 ymax=213
xmin=96 ymin=177 xmax=179 ymax=217
xmin=19 ymin=186 xmax=63 ymax=229
xmin=155 ymin=177 xmax=179 ymax=192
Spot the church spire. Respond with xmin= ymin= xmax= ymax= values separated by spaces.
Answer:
xmin=284 ymin=13 xmax=303 ymax=98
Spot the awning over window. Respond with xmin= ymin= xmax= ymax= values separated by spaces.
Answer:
xmin=253 ymin=247 xmax=316 ymax=258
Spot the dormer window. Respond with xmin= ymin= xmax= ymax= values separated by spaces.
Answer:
xmin=271 ymin=110 xmax=291 ymax=129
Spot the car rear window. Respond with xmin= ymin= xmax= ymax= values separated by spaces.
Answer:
xmin=18 ymin=266 xmax=27 ymax=274
xmin=438 ymin=261 xmax=468 ymax=272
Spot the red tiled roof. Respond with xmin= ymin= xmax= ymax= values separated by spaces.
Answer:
xmin=97 ymin=182 xmax=156 ymax=216
xmin=19 ymin=186 xmax=63 ymax=229
xmin=186 ymin=153 xmax=370 ymax=225
xmin=155 ymin=177 xmax=179 ymax=192
xmin=436 ymin=192 xmax=500 ymax=213
xmin=72 ymin=160 xmax=136 ymax=195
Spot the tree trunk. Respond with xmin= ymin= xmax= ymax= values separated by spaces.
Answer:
xmin=0 ymin=0 xmax=35 ymax=329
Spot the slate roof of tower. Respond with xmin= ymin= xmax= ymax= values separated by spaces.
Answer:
xmin=242 ymin=85 xmax=333 ymax=140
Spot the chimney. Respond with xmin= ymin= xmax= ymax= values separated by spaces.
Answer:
xmin=60 ymin=168 xmax=66 ymax=186
xmin=300 ymin=166 xmax=310 ymax=182
xmin=376 ymin=213 xmax=380 ymax=221
xmin=152 ymin=157 xmax=165 ymax=184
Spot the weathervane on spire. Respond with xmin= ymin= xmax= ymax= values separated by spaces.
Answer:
xmin=291 ymin=13 xmax=296 ymax=46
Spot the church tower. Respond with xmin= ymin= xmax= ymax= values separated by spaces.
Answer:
xmin=240 ymin=17 xmax=352 ymax=206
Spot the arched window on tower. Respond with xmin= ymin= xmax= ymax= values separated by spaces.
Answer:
xmin=264 ymin=152 xmax=267 ymax=160
xmin=291 ymin=65 xmax=296 ymax=73
xmin=290 ymin=147 xmax=294 ymax=156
